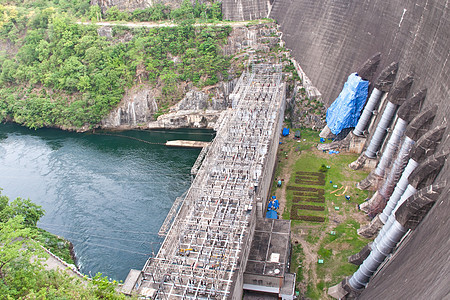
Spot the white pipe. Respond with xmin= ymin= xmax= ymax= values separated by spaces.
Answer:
xmin=365 ymin=101 xmax=397 ymax=158
xmin=379 ymin=159 xmax=419 ymax=224
xmin=378 ymin=136 xmax=415 ymax=199
xmin=375 ymin=184 xmax=417 ymax=246
xmin=354 ymin=88 xmax=383 ymax=136
xmin=374 ymin=118 xmax=408 ymax=177
xmin=349 ymin=220 xmax=407 ymax=290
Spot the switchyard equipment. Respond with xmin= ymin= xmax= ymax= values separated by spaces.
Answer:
xmin=124 ymin=64 xmax=286 ymax=299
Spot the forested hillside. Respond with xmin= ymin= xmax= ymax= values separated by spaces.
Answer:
xmin=0 ymin=0 xmax=230 ymax=129
xmin=0 ymin=190 xmax=133 ymax=299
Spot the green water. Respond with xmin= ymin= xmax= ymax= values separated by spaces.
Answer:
xmin=0 ymin=123 xmax=214 ymax=281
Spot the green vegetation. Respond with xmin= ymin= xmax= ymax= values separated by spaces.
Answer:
xmin=0 ymin=0 xmax=91 ymax=16
xmin=0 ymin=190 xmax=129 ymax=299
xmin=282 ymin=140 xmax=369 ymax=221
xmin=308 ymin=220 xmax=368 ymax=298
xmin=100 ymin=0 xmax=223 ymax=23
xmin=0 ymin=2 xmax=231 ymax=129
xmin=34 ymin=227 xmax=74 ymax=264
xmin=306 ymin=281 xmax=322 ymax=299
xmin=291 ymin=243 xmax=304 ymax=283
xmin=305 ymin=228 xmax=321 ymax=244
xmin=275 ymin=126 xmax=371 ymax=298
xmin=283 ymin=60 xmax=300 ymax=81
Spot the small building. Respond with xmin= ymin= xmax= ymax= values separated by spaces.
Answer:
xmin=243 ymin=218 xmax=296 ymax=299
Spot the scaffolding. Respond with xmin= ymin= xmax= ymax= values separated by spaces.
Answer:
xmin=138 ymin=64 xmax=285 ymax=299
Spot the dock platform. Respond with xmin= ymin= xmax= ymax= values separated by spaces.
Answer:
xmin=165 ymin=140 xmax=210 ymax=148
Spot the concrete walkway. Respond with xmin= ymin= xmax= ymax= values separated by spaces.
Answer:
xmin=41 ymin=247 xmax=84 ymax=279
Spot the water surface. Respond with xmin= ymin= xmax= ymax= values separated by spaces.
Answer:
xmin=0 ymin=124 xmax=213 ymax=281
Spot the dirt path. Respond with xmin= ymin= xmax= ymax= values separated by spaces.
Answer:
xmin=277 ymin=146 xmax=296 ymax=215
xmin=298 ymin=235 xmax=316 ymax=292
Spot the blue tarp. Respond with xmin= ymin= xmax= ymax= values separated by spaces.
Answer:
xmin=282 ymin=128 xmax=290 ymax=136
xmin=326 ymin=73 xmax=369 ymax=135
xmin=266 ymin=210 xmax=278 ymax=219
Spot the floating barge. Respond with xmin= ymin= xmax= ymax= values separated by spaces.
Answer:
xmin=165 ymin=140 xmax=210 ymax=148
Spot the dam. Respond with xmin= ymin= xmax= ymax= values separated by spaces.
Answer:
xmin=123 ymin=64 xmax=288 ymax=298
xmin=0 ymin=0 xmax=448 ymax=298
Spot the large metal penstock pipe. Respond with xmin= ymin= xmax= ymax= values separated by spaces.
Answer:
xmin=354 ymin=88 xmax=383 ymax=136
xmin=349 ymin=220 xmax=408 ymax=289
xmin=365 ymin=101 xmax=397 ymax=158
xmin=375 ymin=184 xmax=417 ymax=246
xmin=378 ymin=136 xmax=415 ymax=199
xmin=379 ymin=158 xmax=418 ymax=224
xmin=374 ymin=118 xmax=408 ymax=177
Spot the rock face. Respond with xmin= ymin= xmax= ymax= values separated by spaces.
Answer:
xmin=91 ymin=0 xmax=162 ymax=12
xmin=100 ymin=23 xmax=284 ymax=130
xmin=101 ymin=84 xmax=232 ymax=130
xmin=101 ymin=85 xmax=159 ymax=129
xmin=222 ymin=0 xmax=269 ymax=21
xmin=148 ymin=110 xmax=223 ymax=129
xmin=147 ymin=89 xmax=232 ymax=129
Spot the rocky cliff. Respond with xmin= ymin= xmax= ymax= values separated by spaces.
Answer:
xmin=91 ymin=0 xmax=167 ymax=12
xmin=222 ymin=0 xmax=269 ymax=21
xmin=101 ymin=84 xmax=159 ymax=129
xmin=101 ymin=22 xmax=288 ymax=130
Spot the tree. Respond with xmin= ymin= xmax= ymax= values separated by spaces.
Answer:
xmin=105 ymin=6 xmax=129 ymax=21
xmin=208 ymin=2 xmax=222 ymax=21
xmin=0 ymin=216 xmax=45 ymax=280
xmin=9 ymin=198 xmax=45 ymax=227
xmin=161 ymin=69 xmax=178 ymax=97
xmin=89 ymin=5 xmax=102 ymax=22
xmin=92 ymin=273 xmax=125 ymax=299
xmin=0 ymin=59 xmax=18 ymax=84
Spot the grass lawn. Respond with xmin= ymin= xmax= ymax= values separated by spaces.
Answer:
xmin=274 ymin=127 xmax=372 ymax=299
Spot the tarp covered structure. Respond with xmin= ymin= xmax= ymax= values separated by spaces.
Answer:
xmin=266 ymin=210 xmax=278 ymax=219
xmin=282 ymin=128 xmax=290 ymax=136
xmin=326 ymin=73 xmax=369 ymax=135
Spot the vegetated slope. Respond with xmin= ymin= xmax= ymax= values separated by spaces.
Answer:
xmin=0 ymin=3 xmax=231 ymax=130
xmin=0 ymin=191 xmax=131 ymax=299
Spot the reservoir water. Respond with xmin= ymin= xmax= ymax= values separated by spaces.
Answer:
xmin=0 ymin=123 xmax=214 ymax=281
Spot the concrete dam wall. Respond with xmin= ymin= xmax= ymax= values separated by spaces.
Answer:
xmin=270 ymin=0 xmax=449 ymax=113
xmin=264 ymin=0 xmax=449 ymax=298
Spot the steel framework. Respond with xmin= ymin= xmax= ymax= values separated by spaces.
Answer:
xmin=138 ymin=64 xmax=285 ymax=299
